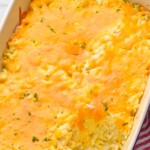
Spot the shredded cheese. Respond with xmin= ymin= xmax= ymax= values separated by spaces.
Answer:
xmin=0 ymin=0 xmax=150 ymax=149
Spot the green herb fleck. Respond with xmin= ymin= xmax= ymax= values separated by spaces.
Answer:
xmin=16 ymin=118 xmax=20 ymax=120
xmin=122 ymin=122 xmax=128 ymax=126
xmin=96 ymin=11 xmax=99 ymax=14
xmin=20 ymin=93 xmax=30 ymax=99
xmin=14 ymin=133 xmax=18 ymax=136
xmin=43 ymin=137 xmax=51 ymax=142
xmin=32 ymin=136 xmax=39 ymax=142
xmin=81 ymin=42 xmax=86 ymax=49
xmin=116 ymin=9 xmax=121 ymax=12
xmin=47 ymin=25 xmax=56 ymax=33
xmin=90 ymin=90 xmax=93 ymax=95
xmin=77 ymin=4 xmax=86 ymax=9
xmin=28 ymin=112 xmax=32 ymax=116
xmin=34 ymin=93 xmax=39 ymax=102
xmin=102 ymin=102 xmax=108 ymax=111
xmin=40 ymin=17 xmax=45 ymax=22
xmin=32 ymin=40 xmax=35 ymax=43
xmin=45 ymin=75 xmax=50 ymax=78
xmin=24 ymin=93 xmax=30 ymax=97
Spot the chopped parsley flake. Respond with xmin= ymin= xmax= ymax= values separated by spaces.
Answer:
xmin=90 ymin=90 xmax=93 ymax=95
xmin=32 ymin=40 xmax=35 ymax=43
xmin=32 ymin=136 xmax=39 ymax=142
xmin=102 ymin=102 xmax=108 ymax=111
xmin=47 ymin=25 xmax=56 ymax=33
xmin=24 ymin=93 xmax=30 ymax=97
xmin=40 ymin=17 xmax=45 ymax=22
xmin=28 ymin=112 xmax=32 ymax=116
xmin=116 ymin=9 xmax=121 ymax=12
xmin=34 ymin=93 xmax=39 ymax=102
xmin=20 ymin=93 xmax=30 ymax=99
xmin=43 ymin=137 xmax=51 ymax=142
xmin=81 ymin=42 xmax=86 ymax=49
xmin=122 ymin=122 xmax=128 ymax=126
xmin=14 ymin=133 xmax=18 ymax=136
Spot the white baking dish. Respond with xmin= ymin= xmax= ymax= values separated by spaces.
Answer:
xmin=0 ymin=0 xmax=30 ymax=70
xmin=0 ymin=0 xmax=150 ymax=149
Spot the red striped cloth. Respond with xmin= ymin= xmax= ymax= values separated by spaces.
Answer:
xmin=134 ymin=106 xmax=150 ymax=150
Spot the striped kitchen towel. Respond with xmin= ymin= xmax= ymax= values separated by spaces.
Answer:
xmin=134 ymin=106 xmax=150 ymax=150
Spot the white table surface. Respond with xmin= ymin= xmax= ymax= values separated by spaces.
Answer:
xmin=0 ymin=0 xmax=11 ymax=23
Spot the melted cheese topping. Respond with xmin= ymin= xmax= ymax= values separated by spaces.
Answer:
xmin=0 ymin=0 xmax=150 ymax=149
